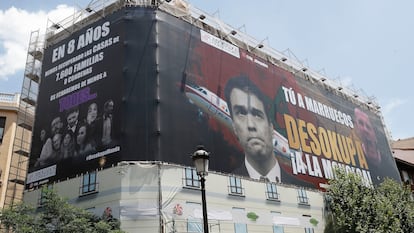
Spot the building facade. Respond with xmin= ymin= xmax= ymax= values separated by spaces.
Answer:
xmin=0 ymin=93 xmax=20 ymax=208
xmin=0 ymin=93 xmax=34 ymax=208
xmin=21 ymin=0 xmax=401 ymax=232
xmin=391 ymin=138 xmax=414 ymax=192
xmin=24 ymin=162 xmax=325 ymax=232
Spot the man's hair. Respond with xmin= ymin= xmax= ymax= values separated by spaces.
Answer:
xmin=50 ymin=116 xmax=63 ymax=135
xmin=65 ymin=106 xmax=79 ymax=117
xmin=224 ymin=75 xmax=270 ymax=121
xmin=51 ymin=116 xmax=61 ymax=125
xmin=104 ymin=99 xmax=114 ymax=110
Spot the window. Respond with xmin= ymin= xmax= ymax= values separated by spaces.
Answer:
xmin=38 ymin=184 xmax=53 ymax=207
xmin=234 ymin=223 xmax=248 ymax=233
xmin=232 ymin=207 xmax=247 ymax=233
xmin=297 ymin=188 xmax=309 ymax=205
xmin=186 ymin=202 xmax=203 ymax=232
xmin=266 ymin=182 xmax=280 ymax=200
xmin=305 ymin=227 xmax=314 ymax=233
xmin=184 ymin=167 xmax=200 ymax=188
xmin=0 ymin=117 xmax=5 ymax=143
xmin=273 ymin=226 xmax=284 ymax=233
xmin=229 ymin=176 xmax=244 ymax=196
xmin=271 ymin=211 xmax=284 ymax=233
xmin=402 ymin=170 xmax=412 ymax=184
xmin=81 ymin=171 xmax=98 ymax=195
xmin=187 ymin=219 xmax=203 ymax=232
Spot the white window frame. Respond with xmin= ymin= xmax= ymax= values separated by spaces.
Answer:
xmin=38 ymin=184 xmax=53 ymax=207
xmin=0 ymin=116 xmax=5 ymax=144
xmin=184 ymin=167 xmax=200 ymax=188
xmin=229 ymin=176 xmax=244 ymax=196
xmin=305 ymin=227 xmax=314 ymax=233
xmin=297 ymin=188 xmax=309 ymax=205
xmin=266 ymin=182 xmax=280 ymax=201
xmin=80 ymin=171 xmax=98 ymax=195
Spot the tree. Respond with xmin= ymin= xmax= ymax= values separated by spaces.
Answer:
xmin=325 ymin=169 xmax=414 ymax=233
xmin=0 ymin=189 xmax=124 ymax=233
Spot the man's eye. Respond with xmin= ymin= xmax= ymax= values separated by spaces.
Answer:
xmin=252 ymin=109 xmax=264 ymax=119
xmin=234 ymin=108 xmax=247 ymax=116
xmin=238 ymin=109 xmax=247 ymax=115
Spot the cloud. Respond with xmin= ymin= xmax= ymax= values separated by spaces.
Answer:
xmin=381 ymin=98 xmax=407 ymax=140
xmin=382 ymin=98 xmax=405 ymax=115
xmin=0 ymin=5 xmax=76 ymax=81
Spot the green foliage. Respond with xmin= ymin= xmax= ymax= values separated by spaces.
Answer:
xmin=325 ymin=168 xmax=414 ymax=233
xmin=309 ymin=218 xmax=319 ymax=227
xmin=0 ymin=189 xmax=124 ymax=233
xmin=323 ymin=213 xmax=336 ymax=233
xmin=0 ymin=204 xmax=40 ymax=233
xmin=246 ymin=212 xmax=259 ymax=221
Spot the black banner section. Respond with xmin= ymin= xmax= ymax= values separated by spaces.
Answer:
xmin=28 ymin=9 xmax=127 ymax=187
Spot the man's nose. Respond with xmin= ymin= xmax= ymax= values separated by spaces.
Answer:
xmin=246 ymin=114 xmax=256 ymax=131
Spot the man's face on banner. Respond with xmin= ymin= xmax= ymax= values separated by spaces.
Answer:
xmin=354 ymin=108 xmax=380 ymax=164
xmin=67 ymin=110 xmax=79 ymax=128
xmin=52 ymin=133 xmax=62 ymax=151
xmin=229 ymin=88 xmax=273 ymax=162
xmin=51 ymin=117 xmax=63 ymax=135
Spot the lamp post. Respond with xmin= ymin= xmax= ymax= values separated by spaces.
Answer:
xmin=192 ymin=145 xmax=210 ymax=233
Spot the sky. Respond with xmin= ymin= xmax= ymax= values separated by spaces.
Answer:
xmin=0 ymin=0 xmax=413 ymax=140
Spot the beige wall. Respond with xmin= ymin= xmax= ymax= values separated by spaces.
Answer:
xmin=161 ymin=165 xmax=324 ymax=233
xmin=0 ymin=93 xmax=33 ymax=208
xmin=0 ymin=108 xmax=18 ymax=209
xmin=24 ymin=163 xmax=325 ymax=233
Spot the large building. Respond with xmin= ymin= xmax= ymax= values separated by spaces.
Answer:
xmin=0 ymin=93 xmax=20 ymax=209
xmin=391 ymin=138 xmax=414 ymax=192
xmin=0 ymin=28 xmax=40 ymax=209
xmin=21 ymin=0 xmax=401 ymax=232
xmin=0 ymin=93 xmax=33 ymax=208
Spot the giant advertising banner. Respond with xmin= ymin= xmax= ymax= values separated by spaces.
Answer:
xmin=27 ymin=10 xmax=127 ymax=188
xmin=155 ymin=11 xmax=400 ymax=189
xmin=28 ymin=8 xmax=158 ymax=188
xmin=27 ymin=7 xmax=400 ymax=189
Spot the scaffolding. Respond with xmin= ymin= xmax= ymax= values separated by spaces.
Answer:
xmin=3 ymin=30 xmax=42 ymax=207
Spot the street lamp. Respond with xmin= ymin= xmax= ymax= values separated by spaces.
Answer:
xmin=192 ymin=145 xmax=210 ymax=233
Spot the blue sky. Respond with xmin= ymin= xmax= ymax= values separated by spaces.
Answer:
xmin=1 ymin=0 xmax=413 ymax=140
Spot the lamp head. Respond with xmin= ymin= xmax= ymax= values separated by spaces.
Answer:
xmin=192 ymin=145 xmax=210 ymax=176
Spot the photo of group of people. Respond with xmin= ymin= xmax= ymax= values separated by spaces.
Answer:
xmin=34 ymin=99 xmax=115 ymax=168
xmin=26 ymin=11 xmax=125 ymax=187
